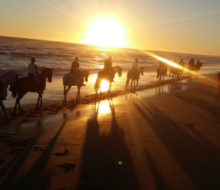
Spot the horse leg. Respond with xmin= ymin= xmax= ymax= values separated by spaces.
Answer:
xmin=18 ymin=97 xmax=24 ymax=113
xmin=0 ymin=100 xmax=9 ymax=120
xmin=65 ymin=86 xmax=71 ymax=102
xmin=63 ymin=85 xmax=67 ymax=103
xmin=36 ymin=95 xmax=40 ymax=110
xmin=125 ymin=78 xmax=130 ymax=90
xmin=40 ymin=94 xmax=43 ymax=108
xmin=12 ymin=97 xmax=19 ymax=115
xmin=76 ymin=86 xmax=80 ymax=102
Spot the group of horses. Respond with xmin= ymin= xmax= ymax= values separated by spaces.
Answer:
xmin=0 ymin=64 xmax=144 ymax=121
xmin=156 ymin=61 xmax=202 ymax=81
xmin=0 ymin=59 xmax=202 ymax=121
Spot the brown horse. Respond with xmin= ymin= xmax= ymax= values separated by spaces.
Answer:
xmin=95 ymin=66 xmax=122 ymax=94
xmin=126 ymin=66 xmax=144 ymax=90
xmin=10 ymin=67 xmax=52 ymax=114
xmin=63 ymin=70 xmax=89 ymax=102
xmin=0 ymin=72 xmax=20 ymax=120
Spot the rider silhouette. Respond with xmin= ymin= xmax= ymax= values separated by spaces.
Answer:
xmin=188 ymin=58 xmax=195 ymax=70
xmin=27 ymin=57 xmax=40 ymax=87
xmin=132 ymin=58 xmax=139 ymax=71
xmin=28 ymin=57 xmax=38 ymax=77
xmin=70 ymin=57 xmax=85 ymax=86
xmin=103 ymin=56 xmax=113 ymax=81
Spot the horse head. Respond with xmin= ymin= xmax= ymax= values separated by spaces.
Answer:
xmin=140 ymin=67 xmax=144 ymax=75
xmin=42 ymin=67 xmax=53 ymax=83
xmin=114 ymin=66 xmax=122 ymax=77
xmin=83 ymin=70 xmax=89 ymax=82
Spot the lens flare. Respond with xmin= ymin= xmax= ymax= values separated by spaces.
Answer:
xmin=140 ymin=50 xmax=217 ymax=86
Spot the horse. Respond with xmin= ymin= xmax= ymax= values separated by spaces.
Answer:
xmin=95 ymin=66 xmax=122 ymax=94
xmin=10 ymin=67 xmax=52 ymax=115
xmin=126 ymin=66 xmax=144 ymax=90
xmin=0 ymin=72 xmax=20 ymax=120
xmin=170 ymin=67 xmax=181 ymax=79
xmin=157 ymin=64 xmax=167 ymax=81
xmin=63 ymin=70 xmax=89 ymax=102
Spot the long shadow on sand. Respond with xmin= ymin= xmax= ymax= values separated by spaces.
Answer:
xmin=77 ymin=99 xmax=139 ymax=190
xmin=133 ymin=101 xmax=220 ymax=190
xmin=1 ymin=114 xmax=67 ymax=190
xmin=174 ymin=94 xmax=220 ymax=121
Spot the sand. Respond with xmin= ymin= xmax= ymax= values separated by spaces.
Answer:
xmin=0 ymin=75 xmax=219 ymax=190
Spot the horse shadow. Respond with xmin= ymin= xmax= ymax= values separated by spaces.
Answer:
xmin=1 ymin=114 xmax=67 ymax=190
xmin=133 ymin=101 xmax=220 ymax=190
xmin=77 ymin=98 xmax=139 ymax=190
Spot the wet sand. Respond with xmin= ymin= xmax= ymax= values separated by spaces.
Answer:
xmin=0 ymin=75 xmax=219 ymax=190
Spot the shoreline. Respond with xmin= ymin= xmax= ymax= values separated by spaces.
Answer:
xmin=1 ymin=75 xmax=192 ymax=122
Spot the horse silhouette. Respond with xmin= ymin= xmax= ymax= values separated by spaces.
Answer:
xmin=157 ymin=64 xmax=167 ymax=81
xmin=63 ymin=70 xmax=89 ymax=102
xmin=126 ymin=66 xmax=144 ymax=90
xmin=0 ymin=72 xmax=20 ymax=120
xmin=95 ymin=66 xmax=122 ymax=94
xmin=10 ymin=67 xmax=52 ymax=114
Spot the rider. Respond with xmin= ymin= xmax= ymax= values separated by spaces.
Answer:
xmin=28 ymin=57 xmax=38 ymax=77
xmin=27 ymin=57 xmax=40 ymax=86
xmin=196 ymin=59 xmax=202 ymax=69
xmin=188 ymin=58 xmax=195 ymax=70
xmin=132 ymin=59 xmax=139 ymax=71
xmin=71 ymin=57 xmax=79 ymax=74
xmin=179 ymin=58 xmax=184 ymax=67
xmin=103 ymin=56 xmax=113 ymax=81
xmin=70 ymin=57 xmax=85 ymax=86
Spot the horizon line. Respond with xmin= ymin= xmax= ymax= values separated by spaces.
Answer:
xmin=1 ymin=34 xmax=219 ymax=58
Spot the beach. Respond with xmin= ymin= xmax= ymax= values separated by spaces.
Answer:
xmin=0 ymin=74 xmax=219 ymax=189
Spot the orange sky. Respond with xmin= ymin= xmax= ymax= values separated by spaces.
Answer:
xmin=0 ymin=0 xmax=219 ymax=56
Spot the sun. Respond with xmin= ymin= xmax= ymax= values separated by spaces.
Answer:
xmin=83 ymin=16 xmax=128 ymax=48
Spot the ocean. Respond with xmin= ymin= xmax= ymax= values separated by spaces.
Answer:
xmin=0 ymin=36 xmax=219 ymax=107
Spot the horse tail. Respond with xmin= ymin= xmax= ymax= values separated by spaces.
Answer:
xmin=10 ymin=83 xmax=18 ymax=98
xmin=9 ymin=77 xmax=19 ymax=98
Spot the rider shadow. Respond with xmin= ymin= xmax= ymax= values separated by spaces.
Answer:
xmin=0 ymin=120 xmax=44 ymax=189
xmin=133 ymin=101 xmax=220 ymax=190
xmin=3 ymin=113 xmax=68 ymax=190
xmin=78 ymin=98 xmax=139 ymax=190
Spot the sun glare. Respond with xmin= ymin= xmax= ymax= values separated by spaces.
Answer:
xmin=83 ymin=16 xmax=128 ymax=48
xmin=100 ymin=80 xmax=110 ymax=92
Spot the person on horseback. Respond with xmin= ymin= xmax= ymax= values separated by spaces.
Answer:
xmin=71 ymin=57 xmax=80 ymax=74
xmin=179 ymin=58 xmax=184 ymax=67
xmin=188 ymin=58 xmax=195 ymax=70
xmin=196 ymin=59 xmax=202 ymax=70
xmin=103 ymin=56 xmax=113 ymax=81
xmin=70 ymin=57 xmax=85 ymax=86
xmin=132 ymin=59 xmax=139 ymax=72
xmin=28 ymin=57 xmax=38 ymax=77
xmin=27 ymin=57 xmax=40 ymax=86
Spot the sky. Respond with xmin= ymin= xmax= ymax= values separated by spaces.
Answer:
xmin=0 ymin=0 xmax=220 ymax=55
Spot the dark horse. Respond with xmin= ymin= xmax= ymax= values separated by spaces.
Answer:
xmin=0 ymin=72 xmax=20 ymax=120
xmin=126 ymin=66 xmax=144 ymax=90
xmin=63 ymin=70 xmax=89 ymax=102
xmin=10 ymin=67 xmax=52 ymax=114
xmin=95 ymin=66 xmax=122 ymax=94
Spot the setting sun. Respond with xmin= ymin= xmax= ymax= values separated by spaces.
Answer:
xmin=82 ymin=16 xmax=128 ymax=48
